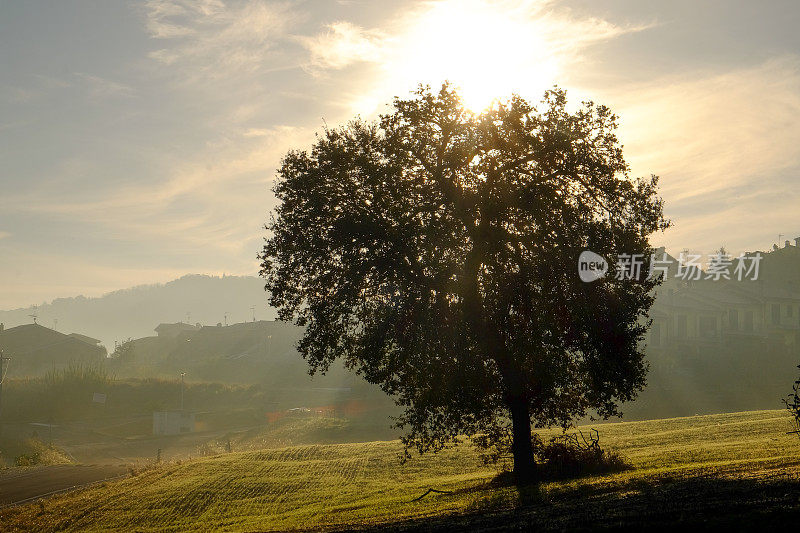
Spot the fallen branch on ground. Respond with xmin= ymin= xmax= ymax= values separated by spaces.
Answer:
xmin=411 ymin=488 xmax=454 ymax=502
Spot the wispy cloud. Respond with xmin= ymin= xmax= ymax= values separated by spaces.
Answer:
xmin=607 ymin=56 xmax=800 ymax=253
xmin=0 ymin=126 xmax=313 ymax=258
xmin=11 ymin=0 xmax=654 ymax=279
xmin=617 ymin=57 xmax=800 ymax=198
xmin=295 ymin=0 xmax=653 ymax=114
xmin=301 ymin=0 xmax=650 ymax=74
xmin=299 ymin=21 xmax=385 ymax=72
xmin=4 ymin=0 xmax=796 ymax=309
xmin=145 ymin=0 xmax=299 ymax=79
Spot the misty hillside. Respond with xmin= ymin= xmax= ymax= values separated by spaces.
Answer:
xmin=0 ymin=275 xmax=274 ymax=349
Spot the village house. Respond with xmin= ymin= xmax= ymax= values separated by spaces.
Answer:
xmin=648 ymin=238 xmax=800 ymax=356
xmin=0 ymin=322 xmax=107 ymax=375
xmin=154 ymin=322 xmax=201 ymax=338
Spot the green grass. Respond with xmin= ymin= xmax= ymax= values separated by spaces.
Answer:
xmin=196 ymin=417 xmax=400 ymax=456
xmin=0 ymin=437 xmax=73 ymax=469
xmin=2 ymin=410 xmax=800 ymax=531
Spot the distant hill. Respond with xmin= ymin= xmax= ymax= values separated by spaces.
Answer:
xmin=0 ymin=275 xmax=274 ymax=349
xmin=110 ymin=320 xmax=336 ymax=384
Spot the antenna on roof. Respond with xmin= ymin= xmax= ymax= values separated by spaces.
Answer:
xmin=250 ymin=306 xmax=256 ymax=322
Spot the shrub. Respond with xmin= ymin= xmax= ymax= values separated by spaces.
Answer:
xmin=534 ymin=429 xmax=630 ymax=480
xmin=479 ymin=428 xmax=630 ymax=481
xmin=783 ymin=364 xmax=800 ymax=437
xmin=15 ymin=451 xmax=41 ymax=467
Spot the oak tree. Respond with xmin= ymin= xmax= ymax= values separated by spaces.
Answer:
xmin=260 ymin=84 xmax=668 ymax=484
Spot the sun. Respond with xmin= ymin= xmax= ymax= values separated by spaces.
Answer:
xmin=389 ymin=0 xmax=560 ymax=112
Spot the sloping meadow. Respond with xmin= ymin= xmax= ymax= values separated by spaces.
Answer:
xmin=1 ymin=410 xmax=799 ymax=531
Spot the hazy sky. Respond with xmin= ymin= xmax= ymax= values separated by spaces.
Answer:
xmin=1 ymin=0 xmax=799 ymax=309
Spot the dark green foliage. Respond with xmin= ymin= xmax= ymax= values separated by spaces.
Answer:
xmin=260 ymin=83 xmax=668 ymax=483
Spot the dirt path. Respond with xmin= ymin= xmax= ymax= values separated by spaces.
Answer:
xmin=0 ymin=464 xmax=128 ymax=507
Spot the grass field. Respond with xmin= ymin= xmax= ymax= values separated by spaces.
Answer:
xmin=2 ymin=409 xmax=800 ymax=531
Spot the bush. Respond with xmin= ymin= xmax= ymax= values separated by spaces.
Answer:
xmin=479 ymin=428 xmax=630 ymax=481
xmin=7 ymin=438 xmax=72 ymax=467
xmin=534 ymin=429 xmax=630 ymax=480
xmin=783 ymin=364 xmax=800 ymax=438
xmin=15 ymin=451 xmax=41 ymax=467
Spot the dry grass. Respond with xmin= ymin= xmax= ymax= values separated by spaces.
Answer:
xmin=1 ymin=409 xmax=799 ymax=531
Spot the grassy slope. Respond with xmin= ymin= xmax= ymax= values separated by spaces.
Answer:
xmin=0 ymin=438 xmax=73 ymax=469
xmin=2 ymin=410 xmax=799 ymax=532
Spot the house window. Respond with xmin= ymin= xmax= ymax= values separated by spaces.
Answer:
xmin=743 ymin=310 xmax=754 ymax=332
xmin=675 ymin=315 xmax=687 ymax=338
xmin=772 ymin=304 xmax=781 ymax=325
xmin=728 ymin=309 xmax=739 ymax=331
xmin=699 ymin=316 xmax=717 ymax=338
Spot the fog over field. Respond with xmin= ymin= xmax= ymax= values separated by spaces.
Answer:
xmin=0 ymin=274 xmax=272 ymax=350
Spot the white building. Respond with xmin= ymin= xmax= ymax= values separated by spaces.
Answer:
xmin=153 ymin=410 xmax=195 ymax=435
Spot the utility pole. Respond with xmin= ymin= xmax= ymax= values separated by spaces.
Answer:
xmin=0 ymin=350 xmax=11 ymax=437
xmin=180 ymin=372 xmax=186 ymax=410
xmin=251 ymin=306 xmax=256 ymax=322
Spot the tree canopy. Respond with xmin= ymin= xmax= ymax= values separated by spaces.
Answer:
xmin=260 ymin=83 xmax=668 ymax=483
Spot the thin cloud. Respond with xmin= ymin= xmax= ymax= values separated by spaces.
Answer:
xmin=299 ymin=21 xmax=385 ymax=72
xmin=0 ymin=126 xmax=313 ymax=257
xmin=6 ymin=0 xmax=794 ymax=309
xmin=296 ymin=0 xmax=654 ymax=115
xmin=301 ymin=0 xmax=651 ymax=74
xmin=144 ymin=0 xmax=299 ymax=80
xmin=608 ymin=56 xmax=800 ymax=254
xmin=616 ymin=56 xmax=800 ymax=199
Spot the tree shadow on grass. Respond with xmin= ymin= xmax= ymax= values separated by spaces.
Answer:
xmin=353 ymin=473 xmax=800 ymax=532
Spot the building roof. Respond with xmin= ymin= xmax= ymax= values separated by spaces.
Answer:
xmin=68 ymin=332 xmax=102 ymax=345
xmin=0 ymin=323 xmax=106 ymax=361
xmin=154 ymin=322 xmax=200 ymax=333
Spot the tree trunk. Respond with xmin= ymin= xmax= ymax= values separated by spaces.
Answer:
xmin=508 ymin=394 xmax=537 ymax=485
